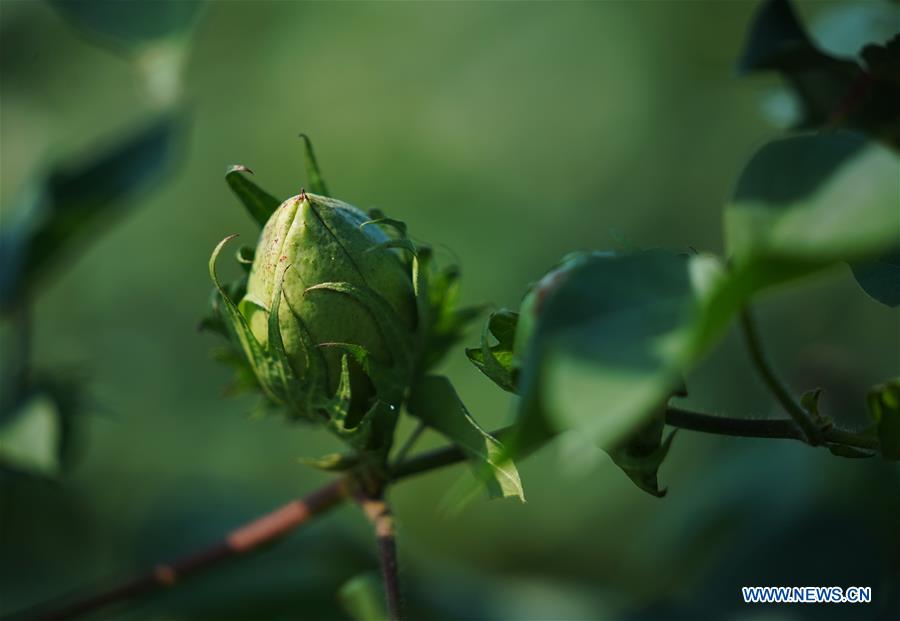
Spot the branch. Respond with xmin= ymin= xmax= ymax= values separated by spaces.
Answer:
xmin=13 ymin=406 xmax=878 ymax=620
xmin=12 ymin=480 xmax=348 ymax=621
xmin=740 ymin=309 xmax=825 ymax=445
xmin=356 ymin=493 xmax=403 ymax=621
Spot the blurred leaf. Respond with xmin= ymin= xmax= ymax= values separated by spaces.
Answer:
xmin=49 ymin=0 xmax=206 ymax=106
xmin=225 ymin=165 xmax=282 ymax=228
xmin=868 ymin=379 xmax=900 ymax=460
xmin=0 ymin=115 xmax=180 ymax=311
xmin=48 ymin=0 xmax=204 ymax=50
xmin=513 ymin=250 xmax=727 ymax=455
xmin=299 ymin=134 xmax=329 ymax=196
xmin=738 ymin=0 xmax=900 ymax=146
xmin=738 ymin=0 xmax=861 ymax=127
xmin=724 ymin=132 xmax=898 ymax=285
xmin=466 ymin=309 xmax=518 ymax=393
xmin=850 ymin=249 xmax=900 ymax=307
xmin=0 ymin=394 xmax=61 ymax=477
xmin=338 ymin=572 xmax=388 ymax=621
xmin=408 ymin=375 xmax=525 ymax=501
xmin=606 ymin=411 xmax=676 ymax=498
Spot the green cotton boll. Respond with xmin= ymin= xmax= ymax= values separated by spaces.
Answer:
xmin=239 ymin=193 xmax=416 ymax=414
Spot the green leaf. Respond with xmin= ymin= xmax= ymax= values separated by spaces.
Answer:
xmin=466 ymin=309 xmax=519 ymax=393
xmin=737 ymin=0 xmax=900 ymax=145
xmin=738 ymin=0 xmax=862 ymax=129
xmin=299 ymin=134 xmax=329 ymax=196
xmin=606 ymin=412 xmax=676 ymax=498
xmin=338 ymin=572 xmax=388 ymax=621
xmin=850 ymin=250 xmax=900 ymax=307
xmin=48 ymin=1 xmax=205 ymax=106
xmin=0 ymin=394 xmax=61 ymax=477
xmin=361 ymin=217 xmax=408 ymax=239
xmin=224 ymin=165 xmax=281 ymax=228
xmin=868 ymin=379 xmax=900 ymax=461
xmin=48 ymin=0 xmax=204 ymax=49
xmin=408 ymin=375 xmax=525 ymax=501
xmin=421 ymin=258 xmax=483 ymax=372
xmin=0 ymin=115 xmax=180 ymax=310
xmin=724 ymin=132 xmax=899 ymax=288
xmin=513 ymin=250 xmax=727 ymax=456
xmin=208 ymin=235 xmax=282 ymax=405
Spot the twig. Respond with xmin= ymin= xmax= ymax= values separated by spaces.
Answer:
xmin=356 ymin=493 xmax=403 ymax=621
xmin=740 ymin=309 xmax=825 ymax=445
xmin=12 ymin=406 xmax=878 ymax=621
xmin=10 ymin=480 xmax=348 ymax=621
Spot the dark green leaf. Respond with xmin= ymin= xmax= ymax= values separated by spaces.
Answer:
xmin=738 ymin=0 xmax=810 ymax=75
xmin=606 ymin=410 xmax=676 ymax=497
xmin=867 ymin=379 xmax=900 ymax=460
xmin=512 ymin=250 xmax=726 ymax=455
xmin=738 ymin=0 xmax=900 ymax=145
xmin=49 ymin=0 xmax=204 ymax=49
xmin=850 ymin=250 xmax=900 ymax=307
xmin=408 ymin=375 xmax=524 ymax=501
xmin=224 ymin=165 xmax=281 ymax=228
xmin=0 ymin=115 xmax=180 ymax=311
xmin=299 ymin=134 xmax=329 ymax=196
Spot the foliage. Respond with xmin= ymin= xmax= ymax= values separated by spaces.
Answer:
xmin=204 ymin=138 xmax=522 ymax=495
xmin=2 ymin=0 xmax=898 ymax=619
xmin=469 ymin=0 xmax=899 ymax=495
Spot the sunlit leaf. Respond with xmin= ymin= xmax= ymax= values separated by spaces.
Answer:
xmin=724 ymin=132 xmax=899 ymax=289
xmin=408 ymin=375 xmax=525 ymax=501
xmin=299 ymin=134 xmax=329 ymax=196
xmin=466 ymin=309 xmax=518 ymax=393
xmin=224 ymin=165 xmax=281 ymax=228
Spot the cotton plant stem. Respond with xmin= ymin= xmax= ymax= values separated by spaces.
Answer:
xmin=13 ymin=480 xmax=348 ymax=621
xmin=13 ymin=407 xmax=878 ymax=621
xmin=739 ymin=309 xmax=825 ymax=445
xmin=356 ymin=494 xmax=403 ymax=621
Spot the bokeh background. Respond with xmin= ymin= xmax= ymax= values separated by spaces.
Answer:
xmin=1 ymin=1 xmax=899 ymax=619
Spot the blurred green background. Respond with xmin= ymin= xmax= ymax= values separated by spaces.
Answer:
xmin=1 ymin=1 xmax=898 ymax=619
